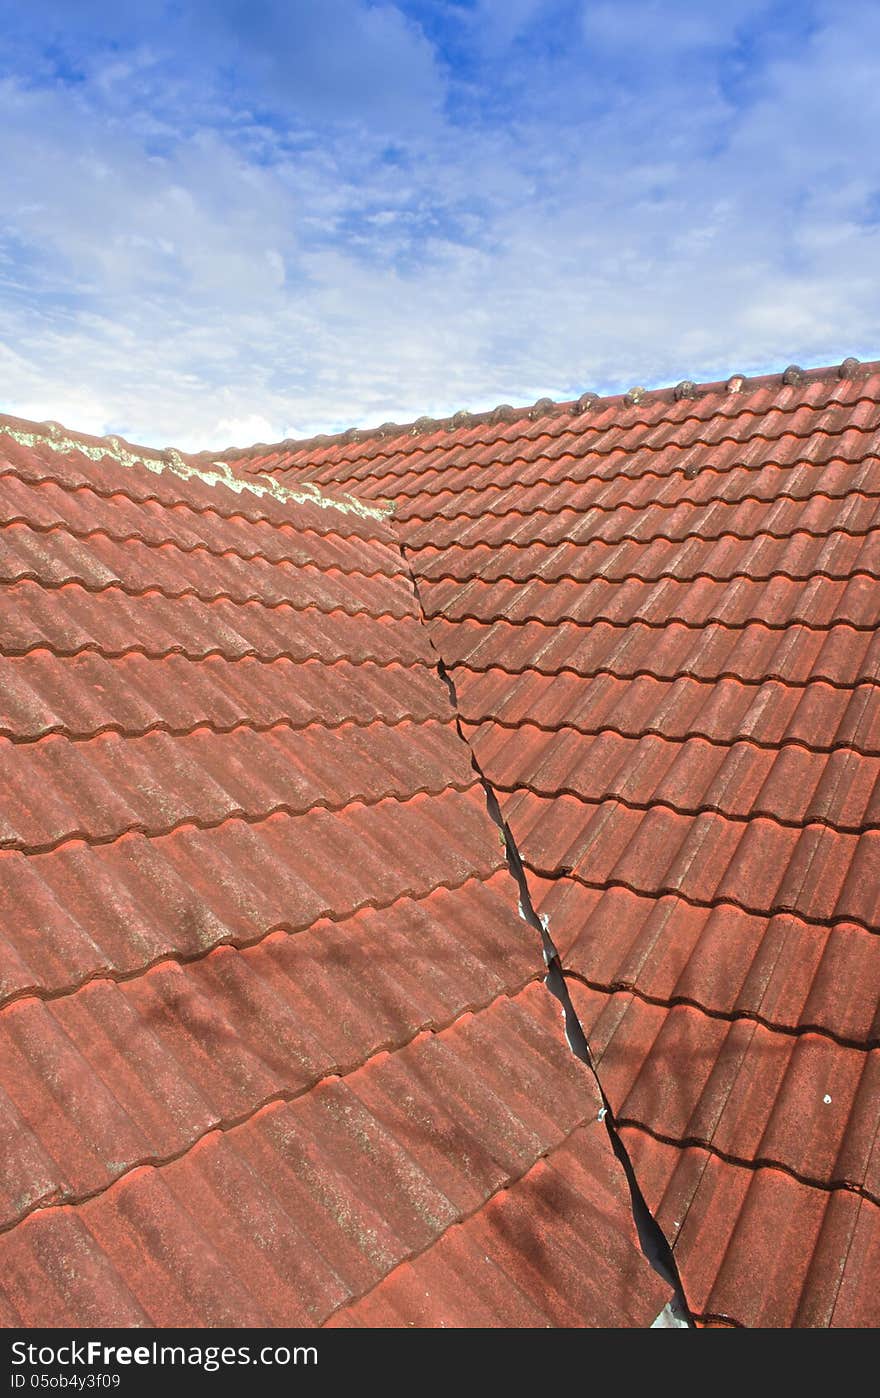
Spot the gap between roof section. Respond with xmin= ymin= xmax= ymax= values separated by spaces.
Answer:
xmin=398 ymin=541 xmax=693 ymax=1330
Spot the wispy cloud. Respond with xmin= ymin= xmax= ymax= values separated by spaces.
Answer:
xmin=0 ymin=0 xmax=877 ymax=449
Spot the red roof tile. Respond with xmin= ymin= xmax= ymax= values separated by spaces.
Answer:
xmin=0 ymin=984 xmax=668 ymax=1328
xmin=327 ymin=1121 xmax=660 ymax=1329
xmin=243 ymin=359 xmax=880 ymax=1326
xmin=0 ymin=417 xmax=667 ymax=1328
xmin=618 ymin=1128 xmax=880 ymax=1328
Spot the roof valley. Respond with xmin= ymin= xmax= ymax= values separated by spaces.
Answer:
xmin=393 ymin=536 xmax=692 ymax=1326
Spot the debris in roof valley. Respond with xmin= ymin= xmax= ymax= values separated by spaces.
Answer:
xmin=0 ymin=357 xmax=878 ymax=1330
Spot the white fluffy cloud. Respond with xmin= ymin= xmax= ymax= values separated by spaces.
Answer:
xmin=0 ymin=0 xmax=877 ymax=449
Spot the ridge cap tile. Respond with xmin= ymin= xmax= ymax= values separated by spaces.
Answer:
xmin=224 ymin=355 xmax=880 ymax=465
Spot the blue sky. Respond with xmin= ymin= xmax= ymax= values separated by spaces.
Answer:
xmin=0 ymin=0 xmax=877 ymax=449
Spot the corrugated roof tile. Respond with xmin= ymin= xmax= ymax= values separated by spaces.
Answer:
xmin=0 ymin=415 xmax=669 ymax=1328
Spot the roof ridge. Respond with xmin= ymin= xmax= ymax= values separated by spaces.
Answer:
xmin=3 ymin=356 xmax=875 ymax=470
xmin=213 ymin=355 xmax=879 ymax=462
xmin=0 ymin=412 xmax=392 ymax=522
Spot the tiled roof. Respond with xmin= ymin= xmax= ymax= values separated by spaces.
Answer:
xmin=0 ymin=416 xmax=670 ymax=1328
xmin=238 ymin=358 xmax=880 ymax=1328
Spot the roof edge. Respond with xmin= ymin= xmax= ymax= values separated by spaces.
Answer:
xmin=212 ymin=356 xmax=878 ymax=463
xmin=0 ymin=412 xmax=394 ymax=522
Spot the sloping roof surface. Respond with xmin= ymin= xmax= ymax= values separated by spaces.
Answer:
xmin=237 ymin=359 xmax=880 ymax=1327
xmin=0 ymin=417 xmax=669 ymax=1328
